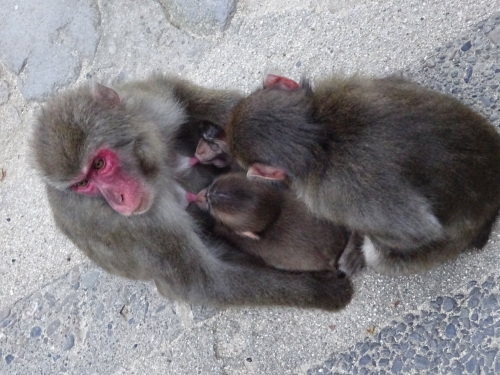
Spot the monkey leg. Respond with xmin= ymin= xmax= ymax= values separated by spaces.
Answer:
xmin=337 ymin=231 xmax=366 ymax=276
xmin=359 ymin=236 xmax=473 ymax=276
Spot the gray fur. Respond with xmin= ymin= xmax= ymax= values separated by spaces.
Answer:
xmin=32 ymin=74 xmax=353 ymax=310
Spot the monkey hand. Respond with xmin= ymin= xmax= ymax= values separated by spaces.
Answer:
xmin=305 ymin=270 xmax=354 ymax=311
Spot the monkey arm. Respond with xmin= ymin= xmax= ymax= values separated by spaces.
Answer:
xmin=155 ymin=238 xmax=354 ymax=311
xmin=48 ymin=186 xmax=352 ymax=311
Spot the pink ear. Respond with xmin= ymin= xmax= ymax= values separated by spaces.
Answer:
xmin=264 ymin=74 xmax=300 ymax=91
xmin=247 ymin=163 xmax=286 ymax=181
xmin=92 ymin=83 xmax=121 ymax=107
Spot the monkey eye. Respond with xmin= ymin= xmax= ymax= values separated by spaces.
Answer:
xmin=74 ymin=180 xmax=89 ymax=189
xmin=93 ymin=158 xmax=105 ymax=170
xmin=208 ymin=142 xmax=221 ymax=152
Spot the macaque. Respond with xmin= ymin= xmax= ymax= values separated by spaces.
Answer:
xmin=194 ymin=122 xmax=231 ymax=167
xmin=32 ymin=74 xmax=353 ymax=310
xmin=189 ymin=173 xmax=350 ymax=271
xmin=173 ymin=120 xmax=230 ymax=193
xmin=225 ymin=74 xmax=500 ymax=276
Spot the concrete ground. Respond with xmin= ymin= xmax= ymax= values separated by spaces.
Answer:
xmin=0 ymin=1 xmax=499 ymax=374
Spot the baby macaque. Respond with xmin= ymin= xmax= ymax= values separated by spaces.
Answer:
xmin=189 ymin=173 xmax=350 ymax=271
xmin=192 ymin=122 xmax=237 ymax=170
xmin=225 ymin=74 xmax=500 ymax=276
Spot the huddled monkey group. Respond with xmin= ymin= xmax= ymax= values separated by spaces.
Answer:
xmin=32 ymin=72 xmax=500 ymax=311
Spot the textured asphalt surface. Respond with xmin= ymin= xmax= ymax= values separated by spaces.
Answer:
xmin=0 ymin=1 xmax=499 ymax=374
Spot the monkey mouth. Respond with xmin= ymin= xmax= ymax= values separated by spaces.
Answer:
xmin=132 ymin=193 xmax=152 ymax=215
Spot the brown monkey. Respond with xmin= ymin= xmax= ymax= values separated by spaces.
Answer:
xmin=194 ymin=122 xmax=230 ymax=167
xmin=173 ymin=120 xmax=232 ymax=194
xmin=225 ymin=74 xmax=500 ymax=276
xmin=32 ymin=74 xmax=353 ymax=310
xmin=189 ymin=173 xmax=350 ymax=271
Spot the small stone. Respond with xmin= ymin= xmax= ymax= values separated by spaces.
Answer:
xmin=296 ymin=61 xmax=302 ymax=67
xmin=445 ymin=323 xmax=456 ymax=338
xmin=484 ymin=294 xmax=498 ymax=308
xmin=409 ymin=332 xmax=425 ymax=343
xmin=414 ymin=355 xmax=430 ymax=370
xmin=466 ymin=357 xmax=477 ymax=373
xmin=359 ymin=355 xmax=371 ymax=366
xmin=464 ymin=66 xmax=473 ymax=83
xmin=62 ymin=333 xmax=75 ymax=351
xmin=5 ymin=354 xmax=14 ymax=364
xmin=391 ymin=358 xmax=403 ymax=374
xmin=471 ymin=332 xmax=485 ymax=345
xmin=30 ymin=326 xmax=42 ymax=338
xmin=484 ymin=350 xmax=497 ymax=366
xmin=46 ymin=319 xmax=61 ymax=336
xmin=442 ymin=297 xmax=457 ymax=312
xmin=461 ymin=40 xmax=472 ymax=51
xmin=483 ymin=279 xmax=494 ymax=290
xmin=479 ymin=96 xmax=491 ymax=108
xmin=359 ymin=342 xmax=370 ymax=355
xmin=404 ymin=348 xmax=416 ymax=359
xmin=403 ymin=314 xmax=414 ymax=323
xmin=379 ymin=358 xmax=390 ymax=367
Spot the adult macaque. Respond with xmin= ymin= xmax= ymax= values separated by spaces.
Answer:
xmin=189 ymin=173 xmax=350 ymax=271
xmin=32 ymin=74 xmax=353 ymax=310
xmin=225 ymin=74 xmax=500 ymax=276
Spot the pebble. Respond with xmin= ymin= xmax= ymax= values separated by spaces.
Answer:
xmin=62 ymin=333 xmax=75 ymax=351
xmin=30 ymin=326 xmax=42 ymax=338
xmin=461 ymin=40 xmax=472 ymax=51
xmin=5 ymin=354 xmax=14 ymax=365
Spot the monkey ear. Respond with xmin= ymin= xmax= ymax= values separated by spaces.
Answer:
xmin=247 ymin=163 xmax=287 ymax=181
xmin=238 ymin=231 xmax=261 ymax=240
xmin=264 ymin=74 xmax=300 ymax=91
xmin=92 ymin=83 xmax=121 ymax=107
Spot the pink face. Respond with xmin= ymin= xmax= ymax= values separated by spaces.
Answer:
xmin=70 ymin=148 xmax=151 ymax=216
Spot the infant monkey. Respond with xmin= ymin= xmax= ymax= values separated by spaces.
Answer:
xmin=193 ymin=122 xmax=232 ymax=168
xmin=188 ymin=173 xmax=350 ymax=271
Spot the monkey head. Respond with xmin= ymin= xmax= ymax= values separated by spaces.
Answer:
xmin=33 ymin=83 xmax=177 ymax=216
xmin=194 ymin=123 xmax=232 ymax=168
xmin=225 ymin=74 xmax=328 ymax=184
xmin=189 ymin=173 xmax=284 ymax=238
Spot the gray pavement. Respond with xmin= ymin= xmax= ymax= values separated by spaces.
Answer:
xmin=0 ymin=1 xmax=499 ymax=374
